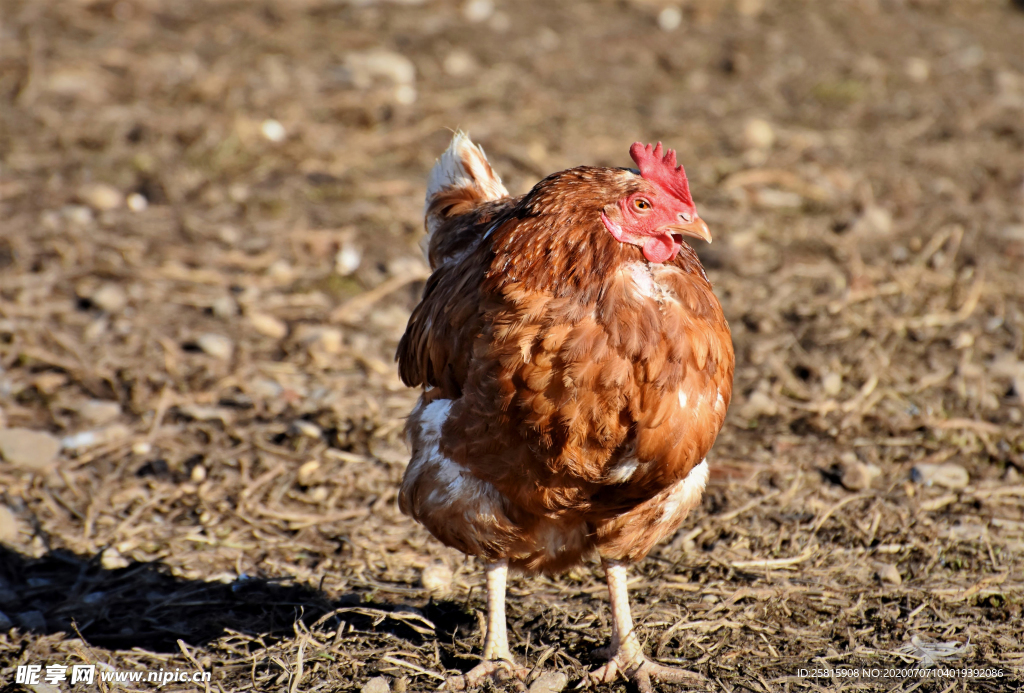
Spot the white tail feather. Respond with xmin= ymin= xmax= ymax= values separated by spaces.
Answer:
xmin=424 ymin=132 xmax=508 ymax=238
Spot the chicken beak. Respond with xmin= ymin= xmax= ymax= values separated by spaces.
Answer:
xmin=669 ymin=217 xmax=712 ymax=244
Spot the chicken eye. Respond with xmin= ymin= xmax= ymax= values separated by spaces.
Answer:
xmin=633 ymin=198 xmax=652 ymax=211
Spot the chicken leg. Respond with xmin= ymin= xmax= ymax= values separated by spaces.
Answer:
xmin=446 ymin=559 xmax=527 ymax=690
xmin=589 ymin=559 xmax=706 ymax=693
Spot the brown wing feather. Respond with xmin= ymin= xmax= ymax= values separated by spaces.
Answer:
xmin=397 ymin=201 xmax=516 ymax=392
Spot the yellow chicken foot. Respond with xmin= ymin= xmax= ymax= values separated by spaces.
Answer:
xmin=445 ymin=559 xmax=528 ymax=690
xmin=589 ymin=559 xmax=706 ymax=693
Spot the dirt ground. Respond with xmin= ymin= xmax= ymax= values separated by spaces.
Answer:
xmin=1 ymin=0 xmax=1023 ymax=691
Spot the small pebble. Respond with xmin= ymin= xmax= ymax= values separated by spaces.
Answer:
xmin=839 ymin=453 xmax=882 ymax=491
xmin=443 ymin=50 xmax=476 ymax=78
xmin=361 ymin=676 xmax=390 ymax=693
xmin=78 ymin=399 xmax=122 ymax=425
xmin=261 ymin=119 xmax=286 ymax=143
xmin=877 ymin=563 xmax=903 ymax=586
xmin=40 ymin=209 xmax=61 ymax=231
xmin=736 ymin=0 xmax=766 ymax=17
xmin=335 ymin=244 xmax=362 ymax=276
xmin=527 ymin=141 xmax=548 ymax=164
xmin=346 ymin=50 xmax=416 ymax=88
xmin=368 ymin=305 xmax=413 ymax=335
xmin=0 ymin=504 xmax=18 ymax=542
xmin=46 ymin=66 xmax=105 ymax=95
xmin=463 ymin=0 xmax=494 ymax=23
xmin=388 ymin=255 xmax=431 ymax=279
xmin=743 ymin=118 xmax=775 ymax=150
xmin=267 ymin=259 xmax=294 ymax=283
xmin=292 ymin=420 xmax=322 ymax=439
xmin=228 ymin=184 xmax=250 ymax=203
xmin=952 ymin=332 xmax=974 ymax=349
xmin=368 ymin=440 xmax=410 ymax=466
xmin=190 ymin=464 xmax=207 ymax=483
xmin=211 ymin=295 xmax=238 ymax=319
xmin=489 ymin=12 xmax=510 ymax=32
xmin=297 ymin=460 xmax=320 ymax=485
xmin=247 ymin=312 xmax=288 ymax=339
xmin=394 ymin=84 xmax=417 ymax=105
xmin=77 ymin=183 xmax=123 ymax=211
xmin=1001 ymin=223 xmax=1024 ymax=242
xmin=420 ymin=563 xmax=454 ymax=596
xmin=752 ymin=188 xmax=802 ymax=209
xmin=62 ymin=204 xmax=94 ymax=225
xmin=905 ymin=57 xmax=930 ymax=83
xmin=16 ymin=610 xmax=47 ymax=631
xmin=822 ymin=372 xmax=843 ymax=397
xmin=852 ymin=206 xmax=893 ymax=235
xmin=90 ymin=283 xmax=128 ymax=312
xmin=536 ymin=27 xmax=559 ymax=51
xmin=178 ymin=405 xmax=234 ymax=424
xmin=34 ymin=372 xmax=67 ymax=394
xmin=101 ymin=547 xmax=131 ymax=570
xmin=197 ymin=333 xmax=234 ymax=360
xmin=296 ymin=325 xmax=344 ymax=355
xmin=739 ymin=390 xmax=778 ymax=420
xmin=911 ymin=462 xmax=969 ymax=490
xmin=61 ymin=424 xmax=130 ymax=451
xmin=657 ymin=6 xmax=682 ymax=31
xmin=953 ymin=45 xmax=984 ymax=70
xmin=84 ymin=317 xmax=108 ymax=341
xmin=126 ymin=192 xmax=148 ymax=211
xmin=529 ymin=672 xmax=569 ymax=693
xmin=218 ymin=225 xmax=241 ymax=245
xmin=249 ymin=378 xmax=283 ymax=399
xmin=82 ymin=591 xmax=105 ymax=605
xmin=132 ymin=441 xmax=152 ymax=455
xmin=0 ymin=428 xmax=61 ymax=471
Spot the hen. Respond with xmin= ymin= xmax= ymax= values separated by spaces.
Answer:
xmin=397 ymin=133 xmax=734 ymax=691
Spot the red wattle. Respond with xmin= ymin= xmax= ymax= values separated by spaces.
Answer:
xmin=642 ymin=234 xmax=680 ymax=263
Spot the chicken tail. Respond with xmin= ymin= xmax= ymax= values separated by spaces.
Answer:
xmin=424 ymin=132 xmax=508 ymax=247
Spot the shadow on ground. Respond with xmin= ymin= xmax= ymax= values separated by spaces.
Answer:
xmin=0 ymin=545 xmax=471 ymax=659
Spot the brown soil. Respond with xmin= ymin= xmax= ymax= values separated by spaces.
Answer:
xmin=1 ymin=0 xmax=1023 ymax=691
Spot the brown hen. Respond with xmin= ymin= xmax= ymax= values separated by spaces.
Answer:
xmin=397 ymin=133 xmax=734 ymax=691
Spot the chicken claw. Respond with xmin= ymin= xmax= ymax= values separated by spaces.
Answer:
xmin=588 ymin=560 xmax=707 ymax=692
xmin=445 ymin=659 xmax=528 ymax=691
xmin=589 ymin=653 xmax=705 ymax=693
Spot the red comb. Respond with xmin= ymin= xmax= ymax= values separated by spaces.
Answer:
xmin=629 ymin=142 xmax=693 ymax=206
